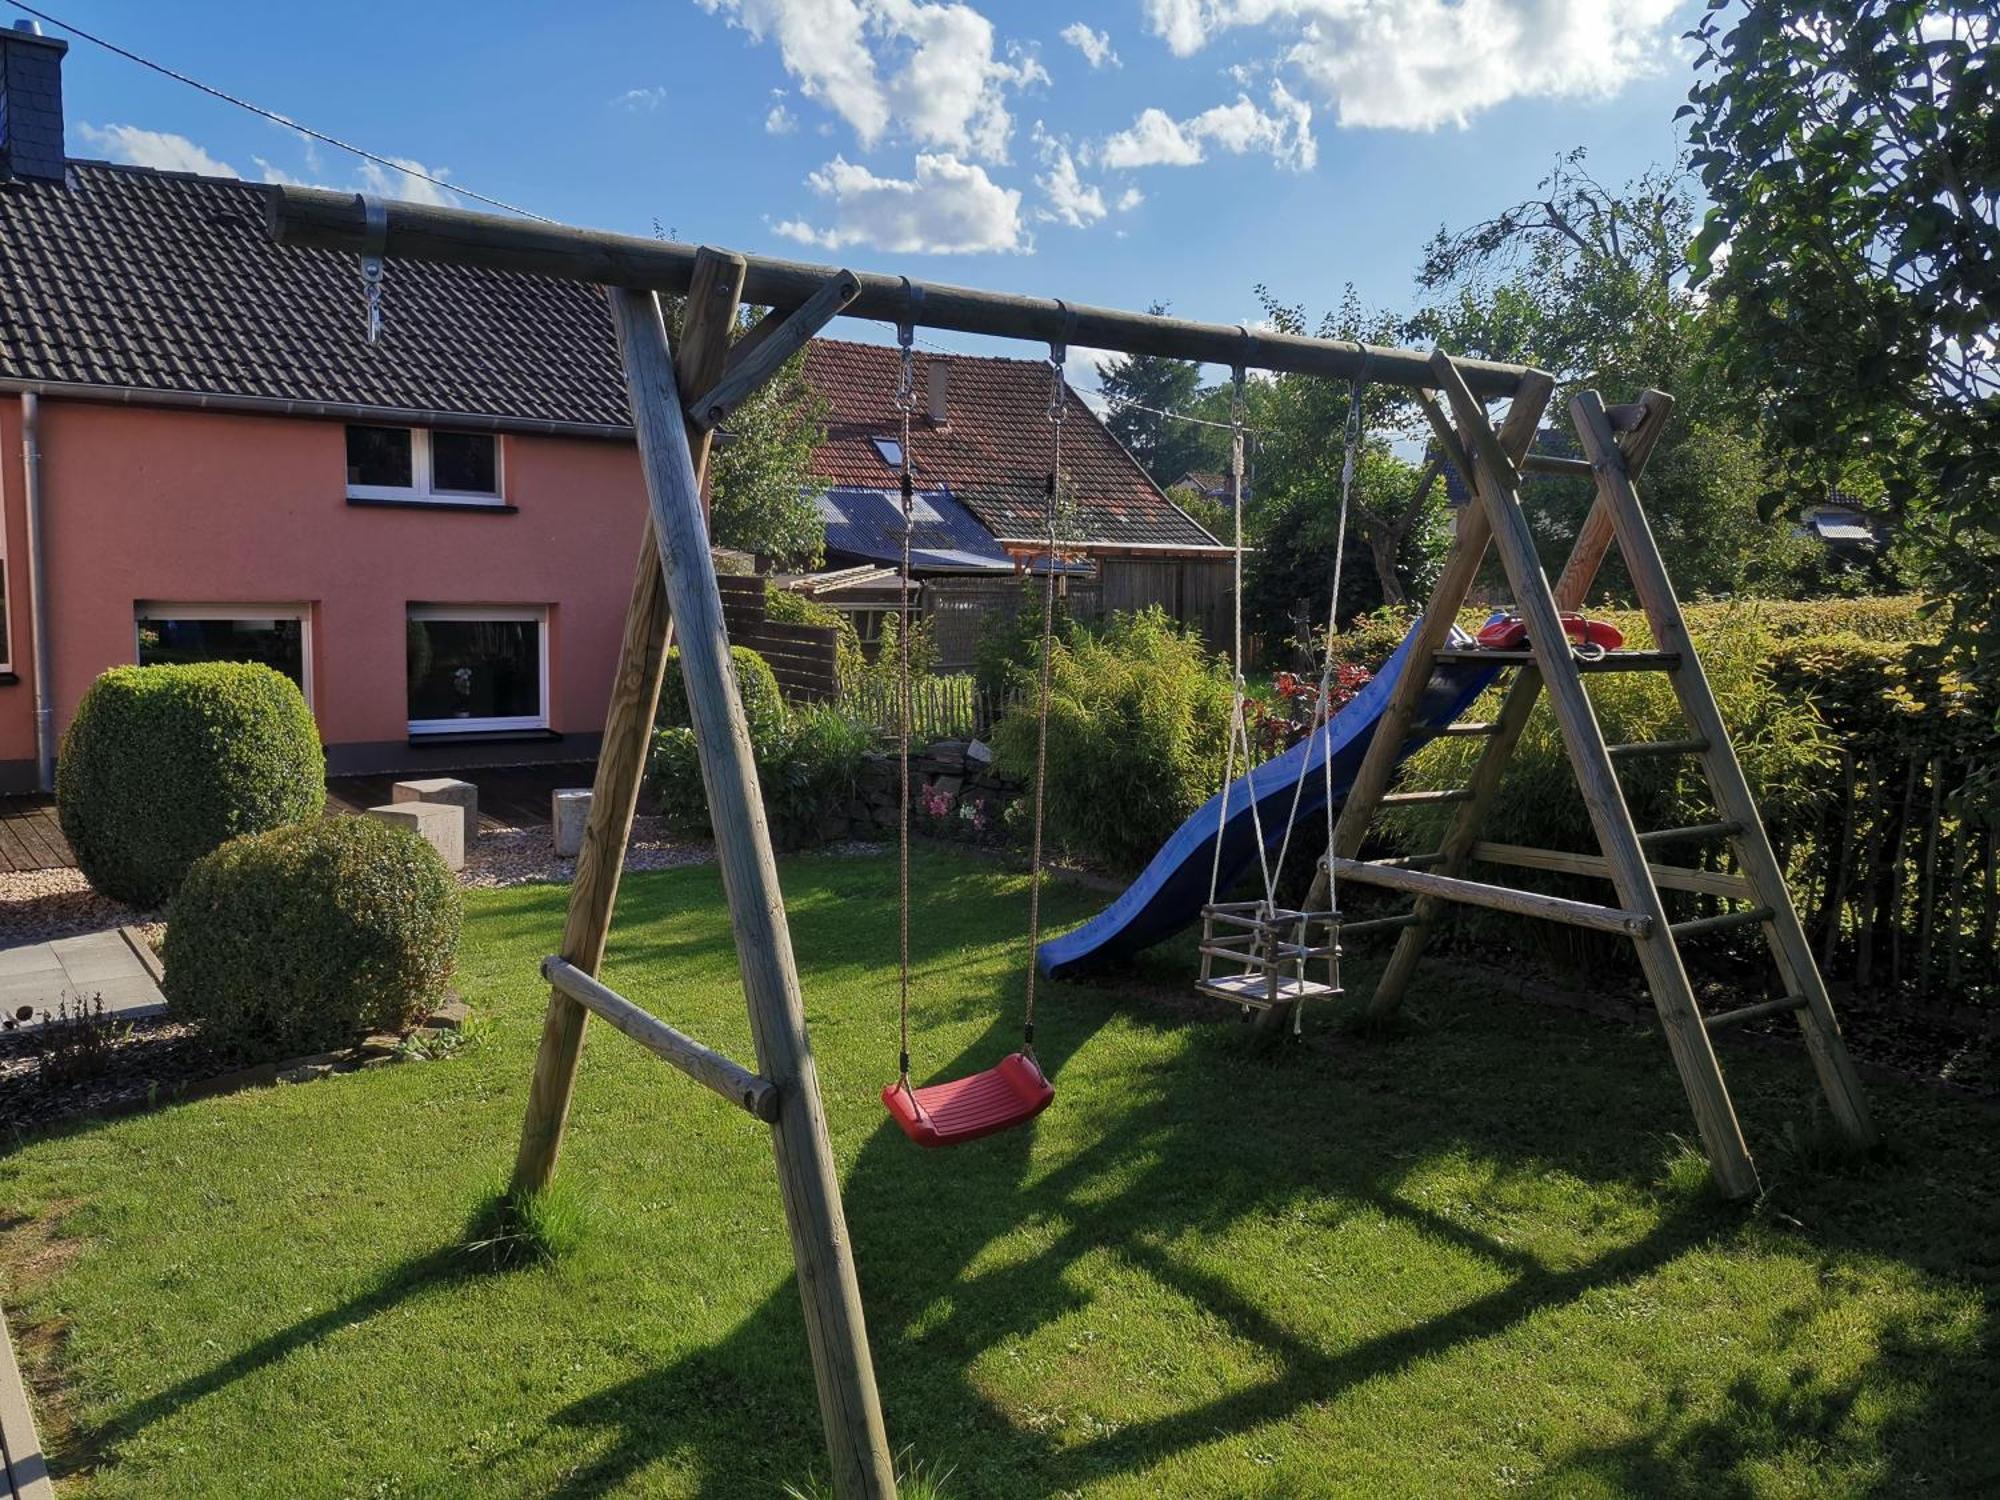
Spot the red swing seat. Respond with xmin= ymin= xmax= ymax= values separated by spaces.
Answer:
xmin=881 ymin=1053 xmax=1054 ymax=1148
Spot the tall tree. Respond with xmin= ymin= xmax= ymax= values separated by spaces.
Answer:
xmin=1243 ymin=287 xmax=1453 ymax=644
xmin=1410 ymin=150 xmax=1816 ymax=600
xmin=706 ymin=344 xmax=829 ymax=568
xmin=1684 ymin=0 xmax=1998 ymax=674
xmin=1099 ymin=302 xmax=1215 ymax=485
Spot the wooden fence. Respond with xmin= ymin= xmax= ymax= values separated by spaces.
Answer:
xmin=926 ymin=577 xmax=1102 ymax=672
xmin=1789 ymin=749 xmax=1996 ymax=1006
xmin=838 ymin=677 xmax=1023 ymax=742
xmin=717 ymin=575 xmax=840 ymax=701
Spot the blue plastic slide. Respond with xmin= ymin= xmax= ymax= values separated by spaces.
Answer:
xmin=1036 ymin=623 xmax=1503 ymax=980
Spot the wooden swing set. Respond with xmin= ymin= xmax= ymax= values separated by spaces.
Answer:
xmin=268 ymin=185 xmax=1875 ymax=1500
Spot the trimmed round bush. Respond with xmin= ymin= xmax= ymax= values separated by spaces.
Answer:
xmin=57 ymin=663 xmax=325 ymax=907
xmin=164 ymin=815 xmax=462 ymax=1060
xmin=659 ymin=644 xmax=786 ymax=742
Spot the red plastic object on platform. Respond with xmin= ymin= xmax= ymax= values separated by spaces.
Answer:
xmin=882 ymin=1053 xmax=1055 ymax=1148
xmin=1475 ymin=612 xmax=1624 ymax=652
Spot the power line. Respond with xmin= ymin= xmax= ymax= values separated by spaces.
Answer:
xmin=5 ymin=1 xmax=553 ymax=222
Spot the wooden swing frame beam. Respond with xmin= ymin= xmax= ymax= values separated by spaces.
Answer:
xmin=261 ymin=184 xmax=1572 ymax=1500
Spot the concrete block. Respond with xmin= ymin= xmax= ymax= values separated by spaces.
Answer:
xmin=365 ymin=801 xmax=465 ymax=872
xmin=552 ymin=788 xmax=592 ymax=858
xmin=393 ymin=777 xmax=479 ymax=847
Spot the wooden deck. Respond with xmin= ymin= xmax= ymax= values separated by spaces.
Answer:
xmin=0 ymin=797 xmax=71 ymax=874
xmin=0 ymin=765 xmax=594 ymax=874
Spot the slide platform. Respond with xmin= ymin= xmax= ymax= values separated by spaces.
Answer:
xmin=1036 ymin=624 xmax=1502 ymax=981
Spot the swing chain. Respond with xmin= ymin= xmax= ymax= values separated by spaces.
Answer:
xmin=357 ymin=195 xmax=388 ymax=345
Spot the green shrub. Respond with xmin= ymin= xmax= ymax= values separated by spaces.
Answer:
xmin=659 ymin=645 xmax=786 ymax=743
xmin=57 ymin=663 xmax=325 ymax=907
xmin=992 ymin=607 xmax=1235 ymax=870
xmin=972 ymin=581 xmax=1083 ymax=697
xmin=651 ymin=700 xmax=873 ymax=846
xmin=163 ymin=815 xmax=461 ymax=1060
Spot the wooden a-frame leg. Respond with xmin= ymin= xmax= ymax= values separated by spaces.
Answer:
xmin=1366 ymin=392 xmax=1674 ymax=1018
xmin=1434 ymin=355 xmax=1758 ymax=1199
xmin=1572 ymin=390 xmax=1876 ymax=1151
xmin=1302 ymin=368 xmax=1554 ymax=921
xmin=612 ymin=287 xmax=897 ymax=1498
xmin=512 ymin=249 xmax=746 ymax=1196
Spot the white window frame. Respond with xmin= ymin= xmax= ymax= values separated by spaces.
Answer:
xmin=134 ymin=602 xmax=314 ymax=706
xmin=406 ymin=604 xmax=549 ymax=735
xmin=347 ymin=427 xmax=506 ymax=505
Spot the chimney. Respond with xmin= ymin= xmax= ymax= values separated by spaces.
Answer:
xmin=0 ymin=20 xmax=68 ymax=184
xmin=926 ymin=359 xmax=950 ymax=428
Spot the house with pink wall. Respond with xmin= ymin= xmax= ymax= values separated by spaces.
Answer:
xmin=0 ymin=23 xmax=655 ymax=792
xmin=0 ymin=24 xmax=1224 ymax=793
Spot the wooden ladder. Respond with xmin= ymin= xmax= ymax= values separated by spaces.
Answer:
xmin=1305 ymin=350 xmax=1876 ymax=1200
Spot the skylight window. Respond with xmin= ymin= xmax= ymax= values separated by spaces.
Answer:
xmin=871 ymin=436 xmax=904 ymax=469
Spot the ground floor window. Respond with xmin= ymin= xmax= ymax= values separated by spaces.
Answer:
xmin=406 ymin=604 xmax=548 ymax=734
xmin=135 ymin=604 xmax=309 ymax=694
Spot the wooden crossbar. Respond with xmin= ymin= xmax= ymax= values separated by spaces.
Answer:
xmin=1669 ymin=907 xmax=1776 ymax=941
xmin=1704 ymin=995 xmax=1808 ymax=1032
xmin=1330 ymin=858 xmax=1653 ymax=937
xmin=542 ymin=958 xmax=779 ymax=1121
xmin=1467 ymin=841 xmax=1753 ymax=901
xmin=1432 ymin=648 xmax=1683 ymax=672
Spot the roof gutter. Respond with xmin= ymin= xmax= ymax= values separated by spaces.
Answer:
xmin=19 ymin=393 xmax=54 ymax=791
xmin=0 ymin=378 xmax=634 ymax=442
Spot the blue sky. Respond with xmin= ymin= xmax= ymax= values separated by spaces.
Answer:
xmin=29 ymin=0 xmax=1703 ymax=388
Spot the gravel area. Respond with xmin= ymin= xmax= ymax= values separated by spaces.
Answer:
xmin=460 ymin=815 xmax=715 ymax=888
xmin=0 ymin=867 xmax=157 ymax=947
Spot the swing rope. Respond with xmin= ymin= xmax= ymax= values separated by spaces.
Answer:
xmin=894 ymin=288 xmax=921 ymax=1093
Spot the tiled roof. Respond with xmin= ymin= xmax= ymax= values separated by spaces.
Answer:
xmin=0 ymin=160 xmax=1217 ymax=558
xmin=803 ymin=340 xmax=1222 ymax=552
xmin=0 ymin=161 xmax=630 ymax=429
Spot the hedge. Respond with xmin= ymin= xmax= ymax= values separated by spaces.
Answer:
xmin=659 ymin=644 xmax=786 ymax=743
xmin=56 ymin=662 xmax=325 ymax=907
xmin=164 ymin=815 xmax=462 ymax=1060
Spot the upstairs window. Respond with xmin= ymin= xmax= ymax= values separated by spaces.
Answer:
xmin=870 ymin=436 xmax=904 ymax=469
xmin=347 ymin=426 xmax=503 ymax=505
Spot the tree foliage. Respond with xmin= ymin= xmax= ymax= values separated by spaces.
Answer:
xmin=1099 ymin=303 xmax=1219 ymax=486
xmin=1242 ymin=287 xmax=1451 ymax=648
xmin=706 ymin=340 xmax=830 ymax=568
xmin=1683 ymin=0 xmax=1999 ymax=675
xmin=1410 ymin=150 xmax=1816 ymax=600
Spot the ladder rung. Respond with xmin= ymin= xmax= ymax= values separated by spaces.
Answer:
xmin=1638 ymin=821 xmax=1742 ymax=847
xmin=1433 ymin=648 xmax=1682 ymax=673
xmin=1379 ymin=789 xmax=1475 ymax=807
xmin=1703 ymin=994 xmax=1808 ymax=1033
xmin=1436 ymin=720 xmax=1501 ymax=737
xmin=1669 ymin=906 xmax=1775 ymax=940
xmin=1329 ymin=858 xmax=1653 ymax=937
xmin=1339 ymin=912 xmax=1424 ymax=937
xmin=1607 ymin=737 xmax=1710 ymax=760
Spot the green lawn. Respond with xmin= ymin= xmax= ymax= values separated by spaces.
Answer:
xmin=2 ymin=846 xmax=1994 ymax=1497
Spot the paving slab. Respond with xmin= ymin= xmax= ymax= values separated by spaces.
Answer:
xmin=0 ymin=928 xmax=164 ymax=1020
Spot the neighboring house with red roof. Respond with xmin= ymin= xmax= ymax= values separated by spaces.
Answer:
xmin=799 ymin=340 xmax=1231 ymax=663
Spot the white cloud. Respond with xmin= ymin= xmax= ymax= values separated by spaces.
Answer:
xmin=766 ymin=101 xmax=798 ymax=133
xmin=1060 ymin=21 xmax=1119 ymax=68
xmin=1138 ymin=0 xmax=1679 ymax=130
xmin=1099 ymin=108 xmax=1203 ymax=169
xmin=80 ymin=121 xmax=459 ymax=208
xmin=774 ymin=153 xmax=1026 ymax=252
xmin=1100 ymin=83 xmax=1313 ymax=170
xmin=357 ymin=155 xmax=460 ymax=209
xmin=77 ymin=123 xmax=240 ymax=177
xmin=1116 ymin=185 xmax=1144 ymax=211
xmin=1032 ymin=126 xmax=1105 ymax=228
xmin=613 ymin=86 xmax=668 ymax=110
xmin=699 ymin=0 xmax=1044 ymax=162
